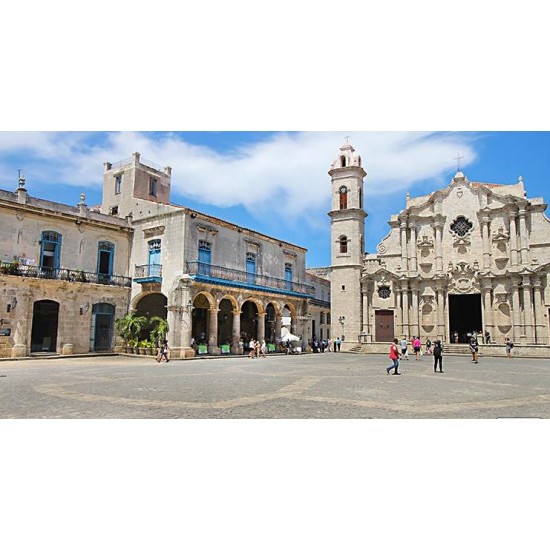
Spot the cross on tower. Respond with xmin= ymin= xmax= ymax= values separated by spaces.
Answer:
xmin=345 ymin=134 xmax=351 ymax=143
xmin=453 ymin=154 xmax=464 ymax=171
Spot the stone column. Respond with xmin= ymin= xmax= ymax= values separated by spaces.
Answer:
xmin=435 ymin=284 xmax=446 ymax=341
xmin=231 ymin=309 xmax=241 ymax=354
xmin=410 ymin=281 xmax=420 ymax=338
xmin=409 ymin=221 xmax=418 ymax=273
xmin=481 ymin=215 xmax=491 ymax=270
xmin=275 ymin=315 xmax=283 ymax=343
xmin=522 ymin=274 xmax=535 ymax=344
xmin=400 ymin=221 xmax=409 ymax=272
xmin=257 ymin=313 xmax=266 ymax=343
xmin=511 ymin=280 xmax=523 ymax=344
xmin=518 ymin=207 xmax=530 ymax=266
xmin=208 ymin=307 xmax=219 ymax=354
xmin=481 ymin=280 xmax=494 ymax=338
xmin=532 ymin=277 xmax=547 ymax=344
xmin=401 ymin=283 xmax=409 ymax=338
xmin=361 ymin=283 xmax=372 ymax=341
xmin=166 ymin=306 xmax=180 ymax=348
xmin=433 ymin=221 xmax=444 ymax=273
xmin=508 ymin=210 xmax=519 ymax=267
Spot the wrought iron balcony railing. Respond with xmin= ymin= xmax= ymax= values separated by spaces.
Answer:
xmin=0 ymin=262 xmax=132 ymax=288
xmin=134 ymin=264 xmax=162 ymax=280
xmin=186 ymin=261 xmax=315 ymax=295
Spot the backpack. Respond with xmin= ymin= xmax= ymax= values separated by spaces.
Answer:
xmin=433 ymin=342 xmax=442 ymax=355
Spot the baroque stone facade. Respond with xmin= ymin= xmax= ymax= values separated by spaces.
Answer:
xmin=329 ymin=141 xmax=550 ymax=348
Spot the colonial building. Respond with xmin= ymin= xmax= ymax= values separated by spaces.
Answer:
xmin=0 ymin=178 xmax=132 ymax=358
xmin=329 ymin=141 xmax=550 ymax=350
xmin=0 ymin=152 xmax=316 ymax=358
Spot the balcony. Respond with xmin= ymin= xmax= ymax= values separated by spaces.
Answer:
xmin=0 ymin=262 xmax=131 ymax=288
xmin=186 ymin=261 xmax=315 ymax=297
xmin=134 ymin=264 xmax=162 ymax=284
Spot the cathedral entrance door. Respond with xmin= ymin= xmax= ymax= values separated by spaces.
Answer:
xmin=375 ymin=310 xmax=394 ymax=342
xmin=448 ymin=294 xmax=482 ymax=343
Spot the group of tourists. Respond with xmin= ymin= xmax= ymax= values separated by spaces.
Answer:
xmin=388 ymin=333 xmax=516 ymax=375
xmin=388 ymin=337 xmax=443 ymax=375
xmin=247 ymin=339 xmax=268 ymax=358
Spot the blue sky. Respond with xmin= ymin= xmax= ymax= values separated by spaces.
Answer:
xmin=1 ymin=131 xmax=549 ymax=267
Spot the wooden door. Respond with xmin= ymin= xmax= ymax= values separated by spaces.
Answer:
xmin=375 ymin=310 xmax=395 ymax=342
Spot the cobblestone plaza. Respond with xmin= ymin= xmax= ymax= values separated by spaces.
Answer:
xmin=1 ymin=353 xmax=549 ymax=418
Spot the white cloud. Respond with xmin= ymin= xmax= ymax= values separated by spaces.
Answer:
xmin=0 ymin=131 xmax=478 ymax=226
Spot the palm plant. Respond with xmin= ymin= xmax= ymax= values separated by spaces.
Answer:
xmin=115 ymin=312 xmax=149 ymax=345
xmin=149 ymin=316 xmax=169 ymax=346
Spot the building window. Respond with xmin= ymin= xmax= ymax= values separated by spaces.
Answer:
xmin=327 ymin=313 xmax=331 ymax=325
xmin=320 ymin=328 xmax=323 ymax=340
xmin=198 ymin=240 xmax=212 ymax=276
xmin=114 ymin=174 xmax=122 ymax=194
xmin=285 ymin=263 xmax=293 ymax=290
xmin=320 ymin=312 xmax=325 ymax=324
xmin=450 ymin=215 xmax=473 ymax=237
xmin=148 ymin=239 xmax=161 ymax=277
xmin=246 ymin=252 xmax=256 ymax=284
xmin=378 ymin=286 xmax=391 ymax=299
xmin=149 ymin=177 xmax=158 ymax=197
xmin=339 ymin=236 xmax=348 ymax=254
xmin=339 ymin=186 xmax=348 ymax=209
xmin=340 ymin=155 xmax=346 ymax=168
xmin=40 ymin=231 xmax=62 ymax=271
xmin=97 ymin=241 xmax=115 ymax=278
xmin=109 ymin=206 xmax=119 ymax=216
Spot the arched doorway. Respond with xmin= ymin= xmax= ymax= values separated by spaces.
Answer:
xmin=192 ymin=293 xmax=211 ymax=346
xmin=240 ymin=300 xmax=259 ymax=343
xmin=31 ymin=300 xmax=59 ymax=352
xmin=217 ymin=298 xmax=234 ymax=349
xmin=92 ymin=303 xmax=115 ymax=351
xmin=135 ymin=293 xmax=167 ymax=320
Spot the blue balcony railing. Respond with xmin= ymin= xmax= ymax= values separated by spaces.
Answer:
xmin=134 ymin=264 xmax=162 ymax=283
xmin=0 ymin=262 xmax=131 ymax=288
xmin=186 ymin=261 xmax=315 ymax=295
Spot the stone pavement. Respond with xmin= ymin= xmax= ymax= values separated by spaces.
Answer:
xmin=0 ymin=352 xmax=549 ymax=418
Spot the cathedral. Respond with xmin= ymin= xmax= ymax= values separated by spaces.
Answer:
xmin=329 ymin=141 xmax=550 ymax=351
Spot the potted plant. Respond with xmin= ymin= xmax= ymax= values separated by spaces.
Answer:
xmin=115 ymin=312 xmax=149 ymax=353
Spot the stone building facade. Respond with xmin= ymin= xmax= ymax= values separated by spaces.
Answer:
xmin=0 ymin=151 xmax=317 ymax=359
xmin=104 ymin=153 xmax=314 ymax=358
xmin=0 ymin=179 xmax=132 ymax=357
xmin=329 ymin=141 xmax=550 ymax=350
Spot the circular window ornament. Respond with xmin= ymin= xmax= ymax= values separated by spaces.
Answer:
xmin=450 ymin=216 xmax=473 ymax=237
xmin=339 ymin=185 xmax=348 ymax=195
xmin=378 ymin=286 xmax=391 ymax=299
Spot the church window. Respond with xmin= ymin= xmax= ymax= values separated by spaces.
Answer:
xmin=339 ymin=186 xmax=348 ymax=209
xmin=339 ymin=236 xmax=348 ymax=253
xmin=340 ymin=155 xmax=346 ymax=167
xmin=378 ymin=286 xmax=391 ymax=299
xmin=246 ymin=252 xmax=257 ymax=285
xmin=450 ymin=216 xmax=473 ymax=237
xmin=114 ymin=174 xmax=122 ymax=194
xmin=285 ymin=263 xmax=293 ymax=290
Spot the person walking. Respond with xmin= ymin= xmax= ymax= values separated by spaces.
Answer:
xmin=425 ymin=338 xmax=432 ymax=355
xmin=433 ymin=339 xmax=443 ymax=373
xmin=248 ymin=339 xmax=256 ymax=359
xmin=335 ymin=337 xmax=341 ymax=351
xmin=505 ymin=338 xmax=514 ymax=359
xmin=386 ymin=338 xmax=401 ymax=375
xmin=399 ymin=337 xmax=409 ymax=360
xmin=413 ymin=336 xmax=421 ymax=360
xmin=259 ymin=339 xmax=267 ymax=358
xmin=156 ymin=339 xmax=170 ymax=363
xmin=469 ymin=333 xmax=479 ymax=364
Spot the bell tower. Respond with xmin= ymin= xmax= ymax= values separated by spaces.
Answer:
xmin=328 ymin=141 xmax=367 ymax=347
